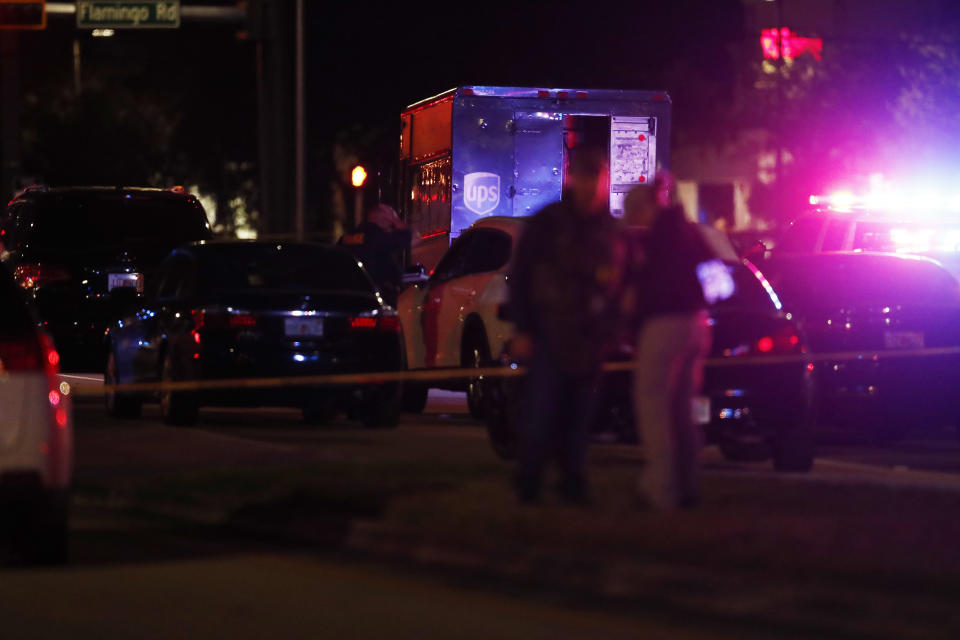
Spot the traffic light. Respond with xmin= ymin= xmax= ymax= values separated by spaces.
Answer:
xmin=351 ymin=165 xmax=368 ymax=188
xmin=0 ymin=1 xmax=45 ymax=30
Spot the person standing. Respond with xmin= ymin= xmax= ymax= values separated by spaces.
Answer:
xmin=339 ymin=204 xmax=413 ymax=307
xmin=624 ymin=174 xmax=713 ymax=510
xmin=507 ymin=149 xmax=626 ymax=504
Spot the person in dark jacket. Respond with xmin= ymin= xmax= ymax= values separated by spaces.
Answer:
xmin=624 ymin=174 xmax=714 ymax=509
xmin=507 ymin=148 xmax=627 ymax=504
xmin=339 ymin=204 xmax=412 ymax=306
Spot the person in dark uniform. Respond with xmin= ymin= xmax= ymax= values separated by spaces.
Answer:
xmin=507 ymin=148 xmax=627 ymax=504
xmin=339 ymin=204 xmax=412 ymax=306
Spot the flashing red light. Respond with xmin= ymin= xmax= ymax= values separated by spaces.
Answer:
xmin=556 ymin=91 xmax=569 ymax=99
xmin=48 ymin=389 xmax=60 ymax=406
xmin=761 ymin=27 xmax=823 ymax=61
xmin=537 ymin=90 xmax=550 ymax=98
xmin=47 ymin=348 xmax=60 ymax=366
xmin=55 ymin=407 xmax=68 ymax=428
xmin=575 ymin=91 xmax=588 ymax=99
xmin=756 ymin=336 xmax=775 ymax=353
xmin=193 ymin=310 xmax=257 ymax=331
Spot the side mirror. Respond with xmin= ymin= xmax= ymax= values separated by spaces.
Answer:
xmin=743 ymin=240 xmax=768 ymax=264
xmin=402 ymin=263 xmax=429 ymax=285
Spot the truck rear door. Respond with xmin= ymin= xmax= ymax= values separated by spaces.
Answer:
xmin=513 ymin=112 xmax=564 ymax=216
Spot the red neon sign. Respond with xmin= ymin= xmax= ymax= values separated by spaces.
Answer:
xmin=761 ymin=28 xmax=823 ymax=61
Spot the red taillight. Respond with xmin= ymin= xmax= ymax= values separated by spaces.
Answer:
xmin=13 ymin=264 xmax=70 ymax=289
xmin=0 ymin=339 xmax=43 ymax=371
xmin=193 ymin=310 xmax=257 ymax=331
xmin=755 ymin=328 xmax=802 ymax=355
xmin=349 ymin=316 xmax=401 ymax=332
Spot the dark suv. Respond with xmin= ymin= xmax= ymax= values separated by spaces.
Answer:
xmin=1 ymin=187 xmax=212 ymax=371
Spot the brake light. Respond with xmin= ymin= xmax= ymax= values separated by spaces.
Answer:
xmin=349 ymin=316 xmax=401 ymax=332
xmin=192 ymin=309 xmax=257 ymax=331
xmin=0 ymin=338 xmax=43 ymax=371
xmin=755 ymin=327 xmax=802 ymax=355
xmin=13 ymin=264 xmax=70 ymax=289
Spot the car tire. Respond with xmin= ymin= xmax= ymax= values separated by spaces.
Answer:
xmin=104 ymin=350 xmax=142 ymax=419
xmin=463 ymin=327 xmax=491 ymax=420
xmin=401 ymin=382 xmax=429 ymax=414
xmin=19 ymin=491 xmax=69 ymax=566
xmin=363 ymin=384 xmax=401 ymax=429
xmin=160 ymin=352 xmax=198 ymax=427
xmin=771 ymin=424 xmax=815 ymax=472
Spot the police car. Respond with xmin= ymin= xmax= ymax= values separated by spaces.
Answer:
xmin=776 ymin=188 xmax=960 ymax=278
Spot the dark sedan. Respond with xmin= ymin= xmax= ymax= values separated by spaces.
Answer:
xmin=1 ymin=187 xmax=212 ymax=371
xmin=104 ymin=242 xmax=404 ymax=427
xmin=486 ymin=253 xmax=816 ymax=472
xmin=760 ymin=252 xmax=960 ymax=439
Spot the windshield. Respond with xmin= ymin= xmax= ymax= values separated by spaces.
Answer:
xmin=26 ymin=193 xmax=210 ymax=249
xmin=198 ymin=245 xmax=376 ymax=294
xmin=763 ymin=255 xmax=960 ymax=309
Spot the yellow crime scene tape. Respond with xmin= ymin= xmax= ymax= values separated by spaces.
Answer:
xmin=64 ymin=346 xmax=960 ymax=398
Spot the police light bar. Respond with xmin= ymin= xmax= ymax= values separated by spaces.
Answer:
xmin=810 ymin=187 xmax=960 ymax=215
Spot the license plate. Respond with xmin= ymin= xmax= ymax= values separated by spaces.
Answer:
xmin=691 ymin=396 xmax=711 ymax=425
xmin=285 ymin=317 xmax=324 ymax=337
xmin=884 ymin=331 xmax=924 ymax=349
xmin=108 ymin=272 xmax=143 ymax=292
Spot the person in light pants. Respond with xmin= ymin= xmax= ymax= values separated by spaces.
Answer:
xmin=635 ymin=311 xmax=711 ymax=509
xmin=624 ymin=175 xmax=714 ymax=509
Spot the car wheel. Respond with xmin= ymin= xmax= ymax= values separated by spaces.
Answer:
xmin=160 ymin=352 xmax=198 ymax=427
xmin=363 ymin=383 xmax=401 ymax=428
xmin=401 ymin=382 xmax=429 ymax=414
xmin=484 ymin=357 xmax=521 ymax=460
xmin=19 ymin=491 xmax=69 ymax=566
xmin=104 ymin=350 xmax=142 ymax=419
xmin=771 ymin=423 xmax=815 ymax=472
xmin=463 ymin=329 xmax=491 ymax=420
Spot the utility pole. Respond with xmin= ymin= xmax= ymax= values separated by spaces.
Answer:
xmin=0 ymin=31 xmax=21 ymax=201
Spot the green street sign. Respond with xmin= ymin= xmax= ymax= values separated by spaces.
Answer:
xmin=76 ymin=1 xmax=180 ymax=29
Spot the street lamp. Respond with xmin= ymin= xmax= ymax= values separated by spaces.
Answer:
xmin=351 ymin=164 xmax=367 ymax=229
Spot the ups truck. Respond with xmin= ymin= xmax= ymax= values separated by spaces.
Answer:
xmin=398 ymin=86 xmax=672 ymax=268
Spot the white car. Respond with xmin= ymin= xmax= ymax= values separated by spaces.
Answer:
xmin=0 ymin=265 xmax=72 ymax=564
xmin=398 ymin=217 xmax=518 ymax=417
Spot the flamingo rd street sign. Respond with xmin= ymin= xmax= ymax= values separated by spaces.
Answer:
xmin=76 ymin=1 xmax=179 ymax=28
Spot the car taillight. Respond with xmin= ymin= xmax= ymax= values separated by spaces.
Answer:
xmin=755 ymin=327 xmax=802 ymax=354
xmin=13 ymin=264 xmax=70 ymax=289
xmin=349 ymin=315 xmax=401 ymax=332
xmin=0 ymin=337 xmax=43 ymax=371
xmin=192 ymin=309 xmax=257 ymax=331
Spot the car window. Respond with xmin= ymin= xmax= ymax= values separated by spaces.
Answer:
xmin=777 ymin=215 xmax=826 ymax=253
xmin=25 ymin=193 xmax=210 ymax=250
xmin=430 ymin=231 xmax=474 ymax=283
xmin=197 ymin=245 xmax=375 ymax=294
xmin=763 ymin=255 xmax=960 ymax=308
xmin=821 ymin=220 xmax=850 ymax=251
xmin=461 ymin=228 xmax=512 ymax=276
xmin=155 ymin=255 xmax=191 ymax=300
